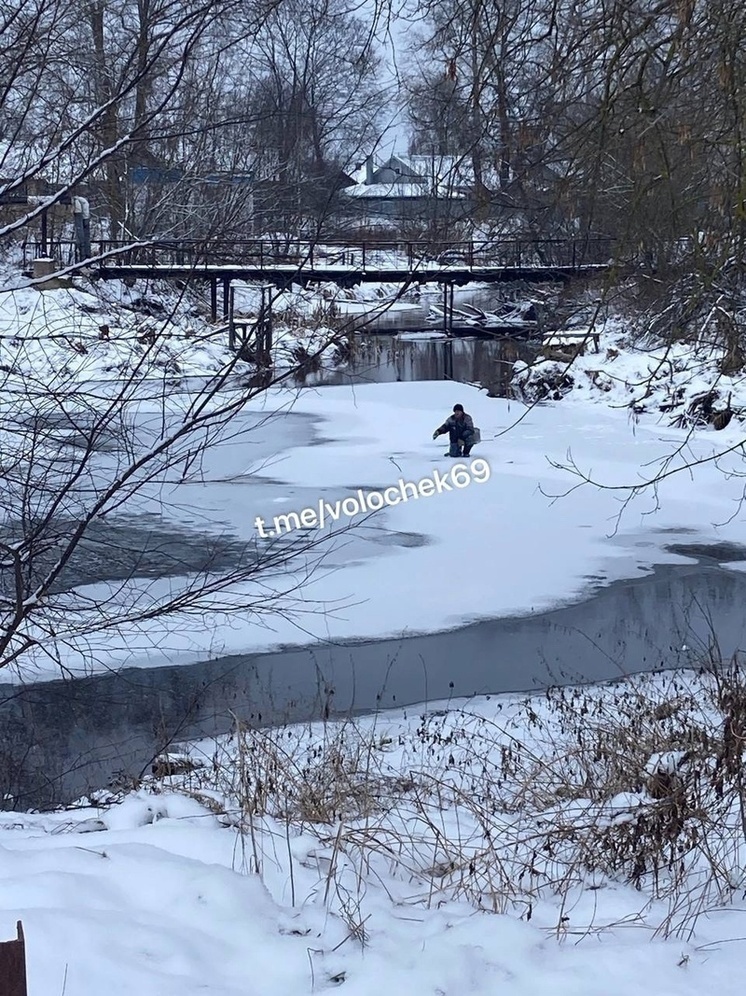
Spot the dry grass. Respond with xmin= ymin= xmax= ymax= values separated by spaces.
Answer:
xmin=144 ymin=657 xmax=746 ymax=940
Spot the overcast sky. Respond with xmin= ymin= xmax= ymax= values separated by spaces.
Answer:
xmin=363 ymin=0 xmax=428 ymax=157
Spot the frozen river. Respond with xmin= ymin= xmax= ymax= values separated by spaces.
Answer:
xmin=3 ymin=377 xmax=746 ymax=805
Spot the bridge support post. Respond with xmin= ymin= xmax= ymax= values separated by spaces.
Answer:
xmin=210 ymin=278 xmax=217 ymax=322
xmin=442 ymin=282 xmax=454 ymax=335
xmin=256 ymin=285 xmax=273 ymax=366
xmin=222 ymin=277 xmax=230 ymax=320
xmin=228 ymin=286 xmax=236 ymax=351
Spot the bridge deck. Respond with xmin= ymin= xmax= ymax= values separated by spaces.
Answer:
xmin=90 ymin=262 xmax=612 ymax=284
xmin=24 ymin=236 xmax=618 ymax=287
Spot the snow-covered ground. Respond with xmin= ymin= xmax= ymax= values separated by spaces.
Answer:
xmin=514 ymin=318 xmax=746 ymax=421
xmin=0 ymin=278 xmax=359 ymax=388
xmin=4 ymin=272 xmax=746 ymax=993
xmin=233 ymin=278 xmax=424 ymax=318
xmin=3 ymin=669 xmax=746 ymax=995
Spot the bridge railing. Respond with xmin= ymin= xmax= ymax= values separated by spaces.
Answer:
xmin=21 ymin=236 xmax=619 ymax=271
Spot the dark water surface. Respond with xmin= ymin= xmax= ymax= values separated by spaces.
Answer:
xmin=3 ymin=557 xmax=746 ymax=809
xmin=278 ymin=283 xmax=543 ymax=394
xmin=295 ymin=334 xmax=536 ymax=395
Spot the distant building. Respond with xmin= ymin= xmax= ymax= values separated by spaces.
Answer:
xmin=339 ymin=152 xmax=474 ymax=228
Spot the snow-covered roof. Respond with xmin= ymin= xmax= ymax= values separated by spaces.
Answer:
xmin=390 ymin=154 xmax=475 ymax=185
xmin=347 ymin=161 xmax=371 ymax=185
xmin=347 ymin=155 xmax=474 ymax=197
xmin=340 ymin=182 xmax=467 ymax=200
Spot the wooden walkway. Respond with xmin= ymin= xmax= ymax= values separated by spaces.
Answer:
xmin=26 ymin=236 xmax=616 ymax=277
xmin=24 ymin=237 xmax=618 ymax=320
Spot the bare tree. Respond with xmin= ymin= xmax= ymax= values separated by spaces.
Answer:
xmin=0 ymin=0 xmax=391 ymax=254
xmin=1 ymin=0 xmax=232 ymax=239
xmin=244 ymin=0 xmax=384 ymax=239
xmin=0 ymin=290 xmax=374 ymax=678
xmin=404 ymin=0 xmax=574 ymax=229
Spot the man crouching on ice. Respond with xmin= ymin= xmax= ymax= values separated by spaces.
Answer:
xmin=432 ymin=404 xmax=476 ymax=458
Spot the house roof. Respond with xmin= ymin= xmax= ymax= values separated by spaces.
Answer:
xmin=389 ymin=154 xmax=475 ymax=185
xmin=340 ymin=182 xmax=466 ymax=200
xmin=347 ymin=152 xmax=476 ymax=191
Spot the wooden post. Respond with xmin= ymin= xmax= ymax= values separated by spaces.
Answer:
xmin=222 ymin=277 xmax=230 ymax=320
xmin=228 ymin=285 xmax=236 ymax=351
xmin=40 ymin=209 xmax=48 ymax=257
xmin=257 ymin=285 xmax=273 ymax=366
xmin=266 ymin=290 xmax=273 ymax=359
xmin=265 ymin=301 xmax=273 ymax=366
xmin=257 ymin=286 xmax=267 ymax=365
xmin=210 ymin=278 xmax=217 ymax=322
xmin=0 ymin=921 xmax=28 ymax=996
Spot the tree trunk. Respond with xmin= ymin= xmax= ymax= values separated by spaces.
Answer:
xmin=89 ymin=0 xmax=125 ymax=238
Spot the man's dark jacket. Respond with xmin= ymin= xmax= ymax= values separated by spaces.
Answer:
xmin=435 ymin=413 xmax=475 ymax=439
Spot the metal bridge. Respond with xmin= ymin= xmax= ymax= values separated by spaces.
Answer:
xmin=24 ymin=236 xmax=618 ymax=320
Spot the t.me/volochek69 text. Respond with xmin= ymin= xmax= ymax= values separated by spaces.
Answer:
xmin=254 ymin=459 xmax=490 ymax=537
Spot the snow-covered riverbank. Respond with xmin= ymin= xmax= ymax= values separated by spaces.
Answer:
xmin=513 ymin=318 xmax=746 ymax=425
xmin=3 ymin=668 xmax=746 ymax=995
xmin=0 ymin=275 xmax=362 ymax=387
